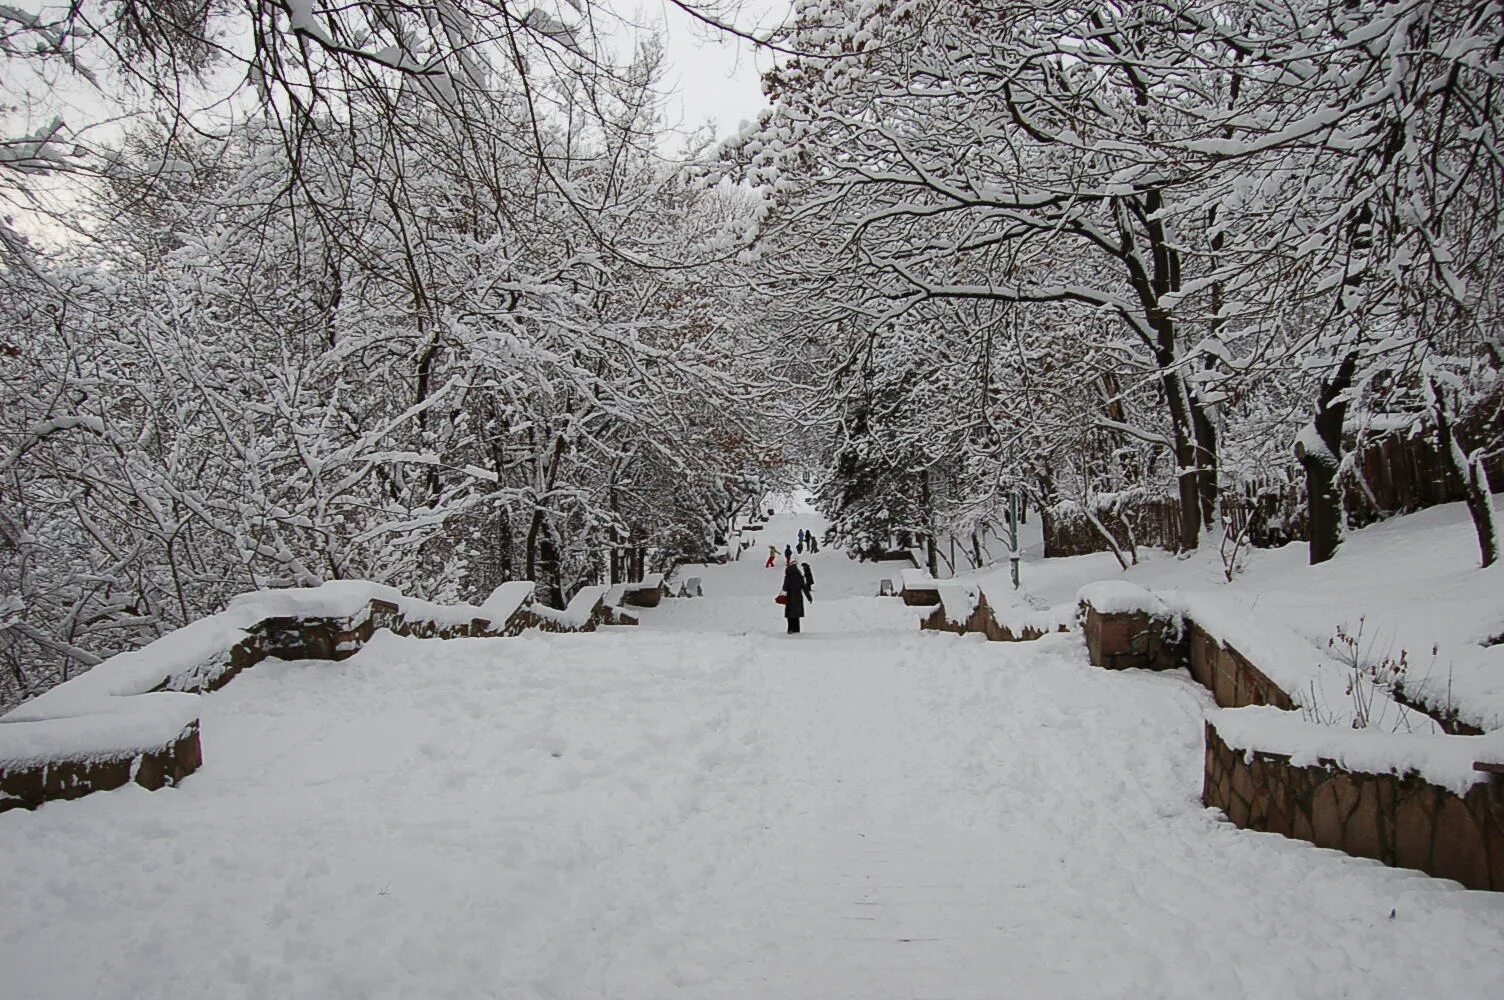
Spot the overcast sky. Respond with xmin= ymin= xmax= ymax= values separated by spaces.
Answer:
xmin=649 ymin=1 xmax=787 ymax=140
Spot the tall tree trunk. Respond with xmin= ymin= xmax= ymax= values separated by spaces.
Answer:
xmin=498 ymin=508 xmax=513 ymax=583
xmin=524 ymin=430 xmax=570 ymax=587
xmin=525 ymin=507 xmax=543 ymax=582
xmin=1297 ymin=353 xmax=1358 ymax=565
xmin=1190 ymin=395 xmax=1219 ymax=531
xmin=1164 ymin=387 xmax=1203 ymax=553
xmin=1125 ymin=187 xmax=1203 ymax=552
xmin=919 ymin=469 xmax=939 ymax=577
xmin=539 ymin=532 xmax=563 ymax=608
xmin=1432 ymin=380 xmax=1499 ymax=569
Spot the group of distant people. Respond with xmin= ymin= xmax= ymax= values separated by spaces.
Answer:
xmin=766 ymin=528 xmax=820 ymax=634
xmin=763 ymin=527 xmax=818 ymax=568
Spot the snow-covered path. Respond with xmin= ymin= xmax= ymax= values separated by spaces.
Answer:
xmin=2 ymin=507 xmax=1503 ymax=998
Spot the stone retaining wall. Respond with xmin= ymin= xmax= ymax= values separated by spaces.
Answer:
xmin=621 ymin=575 xmax=669 ymax=609
xmin=1081 ymin=607 xmax=1182 ymax=672
xmin=1080 ymin=602 xmax=1293 ymax=710
xmin=1081 ymin=587 xmax=1501 ymax=892
xmin=1186 ymin=627 xmax=1296 ymax=710
xmin=901 ymin=586 xmax=942 ymax=606
xmin=917 ymin=583 xmax=1071 ymax=643
xmin=0 ymin=723 xmax=201 ymax=813
xmin=921 ymin=591 xmax=1061 ymax=642
xmin=1204 ymin=721 xmax=1504 ymax=891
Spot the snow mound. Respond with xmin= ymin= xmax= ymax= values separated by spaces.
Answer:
xmin=1 ymin=580 xmax=590 ymax=795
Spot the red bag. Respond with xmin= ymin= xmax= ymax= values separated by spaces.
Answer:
xmin=775 ymin=593 xmax=788 ymax=605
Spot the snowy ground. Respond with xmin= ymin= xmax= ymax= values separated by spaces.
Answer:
xmin=3 ymin=498 xmax=1503 ymax=998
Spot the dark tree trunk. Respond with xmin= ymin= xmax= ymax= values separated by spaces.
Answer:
xmin=1168 ymin=408 xmax=1202 ymax=553
xmin=1124 ymin=185 xmax=1204 ymax=553
xmin=524 ymin=507 xmax=543 ymax=583
xmin=539 ymin=534 xmax=564 ymax=609
xmin=1433 ymin=381 xmax=1499 ymax=569
xmin=1298 ymin=353 xmax=1358 ymax=565
xmin=919 ymin=470 xmax=939 ymax=577
xmin=1191 ymin=395 xmax=1219 ymax=531
xmin=498 ymin=508 xmax=513 ymax=583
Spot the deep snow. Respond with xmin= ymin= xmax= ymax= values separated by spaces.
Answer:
xmin=2 ymin=498 xmax=1503 ymax=998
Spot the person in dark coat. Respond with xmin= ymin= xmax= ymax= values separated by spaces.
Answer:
xmin=801 ymin=561 xmax=814 ymax=595
xmin=784 ymin=543 xmax=793 ymax=561
xmin=781 ymin=558 xmax=813 ymax=633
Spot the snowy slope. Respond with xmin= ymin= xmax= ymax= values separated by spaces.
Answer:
xmin=964 ymin=497 xmax=1504 ymax=730
xmin=1 ymin=501 xmax=1502 ymax=998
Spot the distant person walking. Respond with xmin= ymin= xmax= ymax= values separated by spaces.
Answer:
xmin=807 ymin=529 xmax=819 ymax=553
xmin=765 ymin=545 xmax=777 ymax=569
xmin=780 ymin=558 xmax=813 ymax=634
xmin=784 ymin=543 xmax=793 ymax=562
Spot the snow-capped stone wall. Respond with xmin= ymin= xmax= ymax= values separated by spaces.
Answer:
xmin=1185 ymin=623 xmax=1297 ymax=711
xmin=1204 ymin=716 xmax=1504 ymax=892
xmin=920 ymin=585 xmax=1072 ymax=642
xmin=1080 ymin=583 xmax=1504 ymax=891
xmin=620 ymin=574 xmax=670 ymax=609
xmin=898 ymin=569 xmax=942 ymax=607
xmin=0 ymin=580 xmax=627 ymax=813
xmin=1077 ymin=582 xmax=1185 ymax=673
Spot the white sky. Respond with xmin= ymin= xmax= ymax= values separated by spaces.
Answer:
xmin=648 ymin=1 xmax=787 ymax=140
xmin=4 ymin=1 xmax=787 ymax=243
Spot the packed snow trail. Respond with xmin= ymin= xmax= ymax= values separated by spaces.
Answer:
xmin=1 ymin=503 xmax=1502 ymax=998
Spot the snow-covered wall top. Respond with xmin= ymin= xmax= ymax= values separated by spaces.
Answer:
xmin=1076 ymin=581 xmax=1173 ymax=617
xmin=900 ymin=568 xmax=938 ymax=590
xmin=531 ymin=584 xmax=610 ymax=629
xmin=1078 ymin=581 xmax=1435 ymax=734
xmin=1209 ymin=706 xmax=1502 ymax=796
xmin=0 ymin=579 xmax=581 ymax=797
xmin=934 ymin=583 xmax=982 ymax=624
xmin=4 ymin=580 xmax=516 ymax=724
xmin=0 ymin=692 xmax=200 ymax=768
